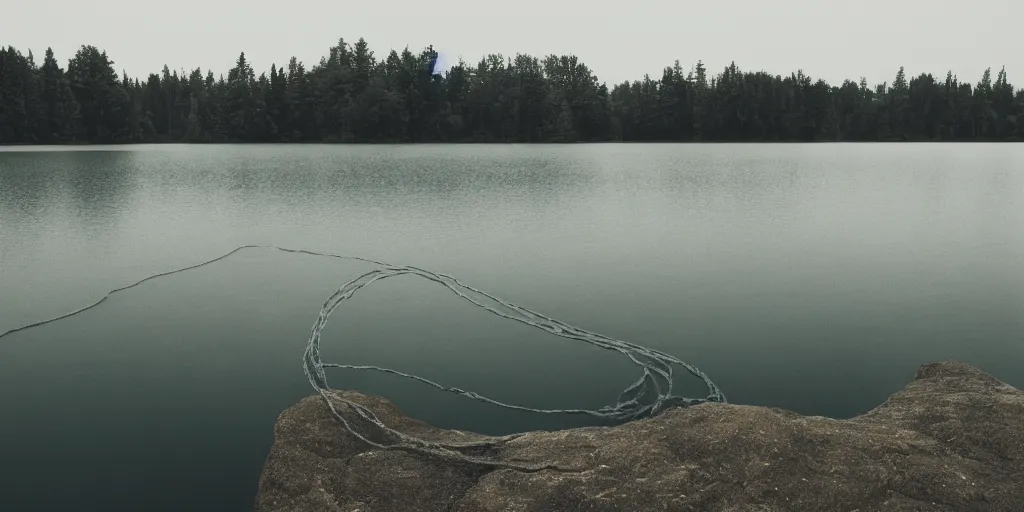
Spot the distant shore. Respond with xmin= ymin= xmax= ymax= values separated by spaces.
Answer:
xmin=3 ymin=138 xmax=1022 ymax=147
xmin=2 ymin=43 xmax=1021 ymax=147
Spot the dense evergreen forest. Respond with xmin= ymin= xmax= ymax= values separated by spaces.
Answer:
xmin=1 ymin=39 xmax=1022 ymax=144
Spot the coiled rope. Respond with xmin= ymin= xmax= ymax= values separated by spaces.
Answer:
xmin=0 ymin=245 xmax=725 ymax=471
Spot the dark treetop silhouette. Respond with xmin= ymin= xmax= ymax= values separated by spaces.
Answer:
xmin=1 ymin=39 xmax=1022 ymax=144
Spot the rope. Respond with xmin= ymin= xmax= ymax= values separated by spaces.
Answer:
xmin=0 ymin=245 xmax=726 ymax=471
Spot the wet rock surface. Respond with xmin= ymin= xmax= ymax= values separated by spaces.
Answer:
xmin=256 ymin=361 xmax=1023 ymax=511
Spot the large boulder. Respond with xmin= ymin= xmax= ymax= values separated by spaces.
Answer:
xmin=255 ymin=361 xmax=1023 ymax=511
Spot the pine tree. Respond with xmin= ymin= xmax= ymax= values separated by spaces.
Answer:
xmin=38 ymin=47 xmax=79 ymax=141
xmin=692 ymin=61 xmax=709 ymax=141
xmin=65 ymin=45 xmax=131 ymax=142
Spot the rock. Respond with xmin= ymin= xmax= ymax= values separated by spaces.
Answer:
xmin=255 ymin=361 xmax=1024 ymax=511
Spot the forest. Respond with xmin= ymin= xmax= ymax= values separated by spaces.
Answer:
xmin=1 ymin=38 xmax=1022 ymax=144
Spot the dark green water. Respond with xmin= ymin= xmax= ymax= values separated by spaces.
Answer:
xmin=1 ymin=143 xmax=1022 ymax=511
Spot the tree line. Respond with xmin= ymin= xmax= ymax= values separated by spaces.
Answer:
xmin=1 ymin=39 xmax=1022 ymax=144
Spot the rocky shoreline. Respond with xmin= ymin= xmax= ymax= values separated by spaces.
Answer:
xmin=255 ymin=361 xmax=1022 ymax=511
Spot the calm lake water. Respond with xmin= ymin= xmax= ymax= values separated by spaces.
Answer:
xmin=1 ymin=143 xmax=1022 ymax=511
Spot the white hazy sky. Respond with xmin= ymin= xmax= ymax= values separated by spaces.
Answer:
xmin=2 ymin=0 xmax=1021 ymax=87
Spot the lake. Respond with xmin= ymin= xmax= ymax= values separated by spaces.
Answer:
xmin=1 ymin=143 xmax=1022 ymax=511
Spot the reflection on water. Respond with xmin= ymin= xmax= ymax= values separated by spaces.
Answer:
xmin=0 ymin=143 xmax=1022 ymax=512
xmin=0 ymin=150 xmax=139 ymax=235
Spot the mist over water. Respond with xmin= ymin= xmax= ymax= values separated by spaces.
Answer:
xmin=1 ymin=143 xmax=1022 ymax=511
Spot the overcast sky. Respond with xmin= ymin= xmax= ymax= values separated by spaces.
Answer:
xmin=3 ymin=0 xmax=1020 ymax=88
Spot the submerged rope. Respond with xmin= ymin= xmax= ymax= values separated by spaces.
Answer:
xmin=0 ymin=245 xmax=725 ymax=471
